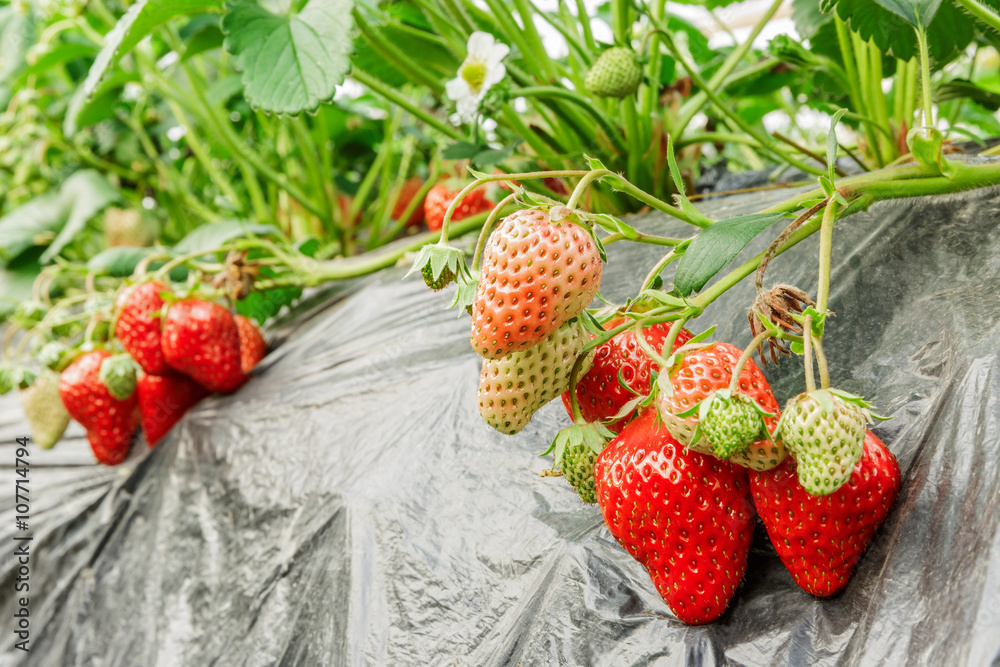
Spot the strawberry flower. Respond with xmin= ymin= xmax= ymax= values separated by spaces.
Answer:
xmin=446 ymin=32 xmax=509 ymax=124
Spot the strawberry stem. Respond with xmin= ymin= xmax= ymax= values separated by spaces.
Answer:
xmin=639 ymin=250 xmax=680 ymax=292
xmin=815 ymin=200 xmax=838 ymax=316
xmin=567 ymin=169 xmax=612 ymax=209
xmin=803 ymin=313 xmax=817 ymax=393
xmin=633 ymin=320 xmax=669 ymax=368
xmin=813 ymin=336 xmax=831 ymax=390
xmin=658 ymin=317 xmax=691 ymax=360
xmin=728 ymin=330 xmax=773 ymax=393
xmin=472 ymin=192 xmax=519 ymax=271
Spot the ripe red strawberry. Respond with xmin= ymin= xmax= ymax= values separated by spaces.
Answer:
xmin=751 ymin=430 xmax=901 ymax=596
xmin=58 ymin=350 xmax=140 ymax=465
xmin=162 ymin=300 xmax=246 ymax=394
xmin=561 ymin=321 xmax=693 ymax=431
xmin=392 ymin=177 xmax=426 ymax=227
xmin=471 ymin=208 xmax=602 ymax=359
xmin=594 ymin=409 xmax=755 ymax=624
xmin=235 ymin=315 xmax=267 ymax=374
xmin=115 ymin=281 xmax=170 ymax=375
xmin=137 ymin=371 xmax=211 ymax=447
xmin=656 ymin=342 xmax=786 ymax=471
xmin=424 ymin=184 xmax=489 ymax=232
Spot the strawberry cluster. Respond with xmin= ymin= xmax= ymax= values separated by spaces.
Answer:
xmin=56 ymin=281 xmax=268 ymax=465
xmin=419 ymin=198 xmax=904 ymax=626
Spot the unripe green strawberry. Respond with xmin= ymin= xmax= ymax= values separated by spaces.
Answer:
xmin=421 ymin=263 xmax=454 ymax=291
xmin=700 ymin=391 xmax=768 ymax=459
xmin=560 ymin=443 xmax=600 ymax=503
xmin=778 ymin=389 xmax=868 ymax=496
xmin=585 ymin=47 xmax=642 ymax=98
xmin=478 ymin=320 xmax=593 ymax=435
xmin=548 ymin=422 xmax=613 ymax=504
xmin=20 ymin=372 xmax=70 ymax=450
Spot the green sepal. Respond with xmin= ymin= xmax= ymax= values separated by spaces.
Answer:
xmin=467 ymin=167 xmax=490 ymax=181
xmin=37 ymin=341 xmax=70 ymax=372
xmin=907 ymin=127 xmax=959 ymax=179
xmin=448 ymin=273 xmax=479 ymax=315
xmin=579 ymin=309 xmax=605 ymax=336
xmin=585 ymin=155 xmax=609 ymax=172
xmin=826 ymin=109 xmax=847 ymax=184
xmin=616 ymin=368 xmax=642 ymax=397
xmin=819 ymin=175 xmax=838 ymax=199
xmin=545 ymin=421 xmax=614 ymax=464
xmin=790 ymin=339 xmax=805 ymax=355
xmin=406 ymin=243 xmax=467 ymax=291
xmin=634 ymin=289 xmax=686 ymax=309
xmin=99 ymin=353 xmax=139 ymax=401
xmin=591 ymin=213 xmax=638 ymax=240
xmin=790 ymin=306 xmax=827 ymax=337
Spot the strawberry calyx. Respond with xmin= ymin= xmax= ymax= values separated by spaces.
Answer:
xmin=677 ymin=388 xmax=775 ymax=459
xmin=544 ymin=421 xmax=615 ymax=503
xmin=407 ymin=243 xmax=468 ymax=292
xmin=99 ymin=353 xmax=140 ymax=400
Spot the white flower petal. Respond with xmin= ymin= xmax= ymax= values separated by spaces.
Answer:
xmin=485 ymin=43 xmax=510 ymax=68
xmin=467 ymin=31 xmax=496 ymax=57
xmin=483 ymin=63 xmax=506 ymax=89
xmin=446 ymin=77 xmax=472 ymax=102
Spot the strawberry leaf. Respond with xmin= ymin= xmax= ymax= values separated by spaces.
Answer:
xmin=223 ymin=0 xmax=354 ymax=115
xmin=673 ymin=212 xmax=785 ymax=296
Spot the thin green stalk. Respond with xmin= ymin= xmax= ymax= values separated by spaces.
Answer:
xmin=516 ymin=87 xmax=628 ymax=153
xmin=954 ymin=0 xmax=1000 ymax=33
xmin=353 ymin=9 xmax=444 ymax=94
xmin=602 ymin=231 xmax=683 ymax=246
xmin=162 ymin=97 xmax=243 ymax=213
xmin=439 ymin=0 xmax=476 ymax=35
xmin=662 ymin=33 xmax=825 ymax=177
xmin=816 ymin=200 xmax=838 ymax=315
xmin=803 ymin=313 xmax=816 ymax=392
xmin=915 ymin=26 xmax=935 ymax=130
xmin=575 ymin=0 xmax=597 ymax=51
xmin=639 ymin=250 xmax=678 ymax=292
xmin=351 ymin=70 xmax=462 ymax=141
xmin=674 ymin=0 xmax=783 ymax=132
xmin=513 ymin=0 xmax=560 ymax=81
xmin=472 ymin=193 xmax=520 ymax=271
xmin=837 ymin=15 xmax=883 ymax=167
xmin=290 ymin=116 xmax=334 ymax=223
xmin=728 ymin=330 xmax=772 ymax=393
xmin=814 ymin=337 xmax=830 ymax=390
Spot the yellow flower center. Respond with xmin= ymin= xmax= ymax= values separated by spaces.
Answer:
xmin=460 ymin=58 xmax=488 ymax=93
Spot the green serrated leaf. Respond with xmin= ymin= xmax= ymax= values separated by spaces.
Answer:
xmin=870 ymin=0 xmax=942 ymax=27
xmin=823 ymin=0 xmax=972 ymax=63
xmin=223 ymin=0 xmax=353 ymax=115
xmin=673 ymin=212 xmax=785 ymax=296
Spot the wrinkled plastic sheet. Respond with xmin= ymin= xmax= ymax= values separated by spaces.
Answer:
xmin=2 ymin=179 xmax=1000 ymax=666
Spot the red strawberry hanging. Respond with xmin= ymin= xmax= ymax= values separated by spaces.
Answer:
xmin=561 ymin=320 xmax=693 ymax=431
xmin=136 ymin=371 xmax=211 ymax=447
xmin=235 ymin=314 xmax=267 ymax=373
xmin=115 ymin=281 xmax=171 ymax=375
xmin=471 ymin=208 xmax=602 ymax=359
xmin=162 ymin=300 xmax=246 ymax=394
xmin=594 ymin=408 xmax=755 ymax=625
xmin=656 ymin=341 xmax=786 ymax=471
xmin=424 ymin=184 xmax=490 ymax=232
xmin=750 ymin=429 xmax=901 ymax=597
xmin=58 ymin=350 xmax=140 ymax=465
